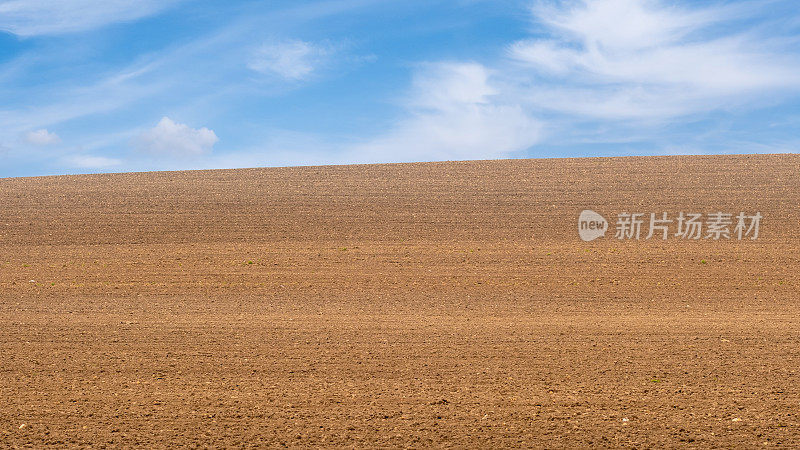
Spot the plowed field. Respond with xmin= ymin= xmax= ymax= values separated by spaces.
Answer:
xmin=1 ymin=154 xmax=799 ymax=447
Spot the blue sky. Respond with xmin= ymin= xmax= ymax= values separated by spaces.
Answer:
xmin=1 ymin=0 xmax=799 ymax=177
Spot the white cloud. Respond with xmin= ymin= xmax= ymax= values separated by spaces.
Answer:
xmin=410 ymin=62 xmax=498 ymax=110
xmin=348 ymin=62 xmax=541 ymax=162
xmin=25 ymin=128 xmax=60 ymax=145
xmin=65 ymin=155 xmax=121 ymax=169
xmin=136 ymin=117 xmax=218 ymax=157
xmin=247 ymin=40 xmax=332 ymax=80
xmin=184 ymin=63 xmax=541 ymax=168
xmin=508 ymin=0 xmax=800 ymax=120
xmin=531 ymin=0 xmax=718 ymax=51
xmin=0 ymin=0 xmax=182 ymax=36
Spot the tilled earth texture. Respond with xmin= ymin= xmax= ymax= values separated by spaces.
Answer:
xmin=1 ymin=154 xmax=799 ymax=448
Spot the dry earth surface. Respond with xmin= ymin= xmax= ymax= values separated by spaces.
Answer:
xmin=1 ymin=154 xmax=799 ymax=448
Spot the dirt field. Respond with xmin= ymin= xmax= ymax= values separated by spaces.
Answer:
xmin=1 ymin=154 xmax=799 ymax=447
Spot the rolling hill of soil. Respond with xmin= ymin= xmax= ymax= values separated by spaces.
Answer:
xmin=1 ymin=154 xmax=799 ymax=447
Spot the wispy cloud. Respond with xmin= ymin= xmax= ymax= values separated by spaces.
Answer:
xmin=347 ymin=62 xmax=541 ymax=162
xmin=508 ymin=0 xmax=800 ymax=120
xmin=247 ymin=39 xmax=334 ymax=81
xmin=0 ymin=0 xmax=183 ymax=36
xmin=64 ymin=154 xmax=121 ymax=169
xmin=168 ymin=63 xmax=541 ymax=168
xmin=136 ymin=117 xmax=218 ymax=157
xmin=24 ymin=128 xmax=60 ymax=145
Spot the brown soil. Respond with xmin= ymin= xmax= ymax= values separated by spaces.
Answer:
xmin=1 ymin=154 xmax=799 ymax=448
